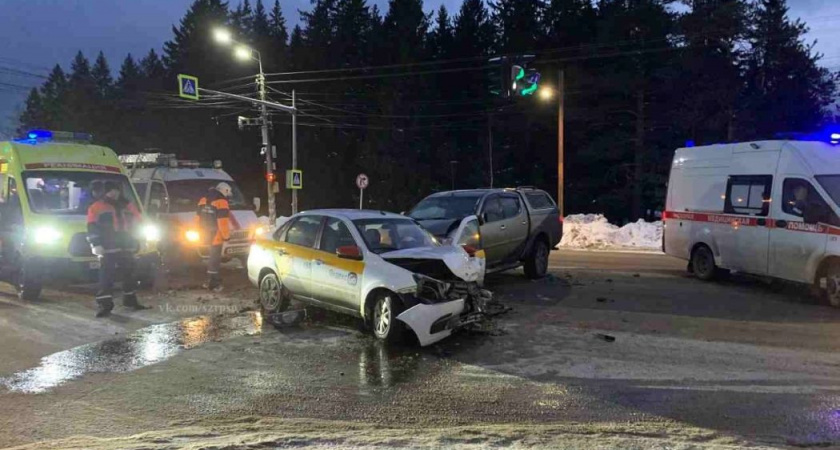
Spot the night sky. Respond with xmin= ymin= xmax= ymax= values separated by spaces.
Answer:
xmin=0 ymin=0 xmax=838 ymax=135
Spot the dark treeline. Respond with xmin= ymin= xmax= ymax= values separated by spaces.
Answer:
xmin=18 ymin=0 xmax=838 ymax=220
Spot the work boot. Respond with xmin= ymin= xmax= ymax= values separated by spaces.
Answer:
xmin=122 ymin=292 xmax=147 ymax=310
xmin=95 ymin=296 xmax=114 ymax=318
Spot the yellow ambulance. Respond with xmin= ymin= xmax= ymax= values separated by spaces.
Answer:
xmin=0 ymin=130 xmax=160 ymax=300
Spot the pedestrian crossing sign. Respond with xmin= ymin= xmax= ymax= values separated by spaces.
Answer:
xmin=286 ymin=169 xmax=303 ymax=190
xmin=177 ymin=74 xmax=199 ymax=100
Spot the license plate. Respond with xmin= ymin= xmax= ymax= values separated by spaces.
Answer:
xmin=225 ymin=246 xmax=249 ymax=256
xmin=89 ymin=261 xmax=101 ymax=269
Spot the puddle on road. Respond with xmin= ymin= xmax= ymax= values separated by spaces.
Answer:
xmin=1 ymin=312 xmax=264 ymax=394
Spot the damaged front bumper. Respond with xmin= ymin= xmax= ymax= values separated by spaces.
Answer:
xmin=396 ymin=276 xmax=495 ymax=346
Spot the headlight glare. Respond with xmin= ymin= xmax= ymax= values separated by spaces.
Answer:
xmin=142 ymin=224 xmax=161 ymax=242
xmin=33 ymin=226 xmax=61 ymax=245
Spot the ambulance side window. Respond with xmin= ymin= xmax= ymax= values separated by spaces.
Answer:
xmin=782 ymin=179 xmax=840 ymax=225
xmin=725 ymin=175 xmax=772 ymax=216
xmin=148 ymin=182 xmax=167 ymax=214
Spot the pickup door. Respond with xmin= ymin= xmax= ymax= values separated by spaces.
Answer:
xmin=479 ymin=193 xmax=530 ymax=266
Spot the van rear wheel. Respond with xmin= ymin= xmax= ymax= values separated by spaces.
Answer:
xmin=15 ymin=261 xmax=42 ymax=301
xmin=824 ymin=263 xmax=840 ymax=307
xmin=691 ymin=245 xmax=717 ymax=281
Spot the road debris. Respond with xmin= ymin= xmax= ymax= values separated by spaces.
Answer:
xmin=596 ymin=333 xmax=616 ymax=342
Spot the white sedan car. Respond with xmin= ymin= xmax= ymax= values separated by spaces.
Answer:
xmin=248 ymin=209 xmax=489 ymax=345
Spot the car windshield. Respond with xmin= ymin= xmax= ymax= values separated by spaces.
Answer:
xmin=166 ymin=179 xmax=248 ymax=213
xmin=353 ymin=218 xmax=439 ymax=254
xmin=22 ymin=171 xmax=139 ymax=215
xmin=409 ymin=195 xmax=482 ymax=220
xmin=816 ymin=175 xmax=840 ymax=207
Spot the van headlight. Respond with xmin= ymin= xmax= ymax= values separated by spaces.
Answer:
xmin=33 ymin=226 xmax=61 ymax=245
xmin=142 ymin=224 xmax=161 ymax=242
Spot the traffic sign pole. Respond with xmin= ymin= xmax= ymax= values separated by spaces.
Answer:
xmin=356 ymin=173 xmax=369 ymax=210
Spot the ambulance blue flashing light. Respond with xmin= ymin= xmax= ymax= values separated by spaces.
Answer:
xmin=685 ymin=140 xmax=695 ymax=148
xmin=27 ymin=130 xmax=53 ymax=141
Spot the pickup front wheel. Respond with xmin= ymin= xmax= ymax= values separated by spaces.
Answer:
xmin=524 ymin=239 xmax=550 ymax=279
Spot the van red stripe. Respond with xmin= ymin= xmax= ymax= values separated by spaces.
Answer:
xmin=664 ymin=210 xmax=840 ymax=236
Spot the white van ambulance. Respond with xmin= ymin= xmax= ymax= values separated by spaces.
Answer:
xmin=120 ymin=153 xmax=261 ymax=263
xmin=664 ymin=136 xmax=840 ymax=306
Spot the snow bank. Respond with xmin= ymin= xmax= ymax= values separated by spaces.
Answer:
xmin=559 ymin=214 xmax=662 ymax=250
xmin=259 ymin=215 xmax=290 ymax=230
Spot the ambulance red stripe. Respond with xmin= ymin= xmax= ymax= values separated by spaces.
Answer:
xmin=24 ymin=162 xmax=122 ymax=173
xmin=663 ymin=210 xmax=840 ymax=236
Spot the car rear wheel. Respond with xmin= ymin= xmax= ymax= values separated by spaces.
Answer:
xmin=259 ymin=272 xmax=289 ymax=314
xmin=372 ymin=293 xmax=406 ymax=343
xmin=524 ymin=239 xmax=549 ymax=279
xmin=691 ymin=245 xmax=716 ymax=281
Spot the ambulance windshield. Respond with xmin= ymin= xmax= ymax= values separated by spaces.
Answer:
xmin=22 ymin=171 xmax=139 ymax=215
xmin=166 ymin=179 xmax=248 ymax=213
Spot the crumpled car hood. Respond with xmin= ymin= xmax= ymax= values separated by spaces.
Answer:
xmin=381 ymin=246 xmax=482 ymax=282
xmin=414 ymin=218 xmax=460 ymax=238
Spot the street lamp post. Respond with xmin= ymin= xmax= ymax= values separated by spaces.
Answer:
xmin=538 ymin=71 xmax=565 ymax=218
xmin=214 ymin=28 xmax=278 ymax=224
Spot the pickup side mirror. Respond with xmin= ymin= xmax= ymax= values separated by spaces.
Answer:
xmin=336 ymin=245 xmax=363 ymax=261
xmin=253 ymin=197 xmax=261 ymax=212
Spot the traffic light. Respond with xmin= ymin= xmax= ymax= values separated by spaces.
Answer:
xmin=486 ymin=56 xmax=540 ymax=98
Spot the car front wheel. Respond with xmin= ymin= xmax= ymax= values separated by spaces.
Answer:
xmin=372 ymin=293 xmax=406 ymax=343
xmin=259 ymin=272 xmax=289 ymax=314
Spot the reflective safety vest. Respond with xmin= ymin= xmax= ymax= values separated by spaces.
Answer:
xmin=87 ymin=198 xmax=141 ymax=252
xmin=196 ymin=189 xmax=231 ymax=246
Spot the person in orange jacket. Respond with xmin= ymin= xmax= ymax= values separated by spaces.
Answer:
xmin=196 ymin=182 xmax=232 ymax=291
xmin=87 ymin=181 xmax=146 ymax=317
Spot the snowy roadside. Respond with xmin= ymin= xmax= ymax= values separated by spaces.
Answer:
xmin=5 ymin=417 xmax=775 ymax=450
xmin=558 ymin=214 xmax=663 ymax=253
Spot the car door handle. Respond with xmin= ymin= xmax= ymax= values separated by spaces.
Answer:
xmin=277 ymin=248 xmax=288 ymax=256
xmin=500 ymin=225 xmax=506 ymax=230
xmin=776 ymin=220 xmax=787 ymax=228
xmin=314 ymin=259 xmax=324 ymax=265
xmin=521 ymin=221 xmax=527 ymax=225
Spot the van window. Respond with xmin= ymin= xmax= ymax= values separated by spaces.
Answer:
xmin=724 ymin=175 xmax=771 ymax=216
xmin=782 ymin=178 xmax=840 ymax=225
xmin=148 ymin=182 xmax=167 ymax=214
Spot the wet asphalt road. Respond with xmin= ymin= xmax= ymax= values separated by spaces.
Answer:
xmin=2 ymin=250 xmax=840 ymax=448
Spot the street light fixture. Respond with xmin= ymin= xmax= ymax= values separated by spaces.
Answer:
xmin=211 ymin=27 xmax=294 ymax=222
xmin=539 ymin=86 xmax=554 ymax=101
xmin=213 ymin=28 xmax=232 ymax=44
xmin=234 ymin=45 xmax=252 ymax=61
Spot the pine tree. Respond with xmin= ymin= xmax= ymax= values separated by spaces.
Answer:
xmin=453 ymin=0 xmax=494 ymax=58
xmin=429 ymin=5 xmax=453 ymax=59
xmin=117 ymin=54 xmax=142 ymax=93
xmin=544 ymin=0 xmax=595 ymax=47
xmin=288 ymin=25 xmax=305 ymax=70
xmin=19 ymin=88 xmax=45 ymax=131
xmin=740 ymin=0 xmax=836 ymax=139
xmin=382 ymin=0 xmax=430 ymax=63
xmin=490 ymin=0 xmax=544 ymax=53
xmin=91 ymin=51 xmax=113 ymax=98
xmin=334 ymin=0 xmax=373 ymax=66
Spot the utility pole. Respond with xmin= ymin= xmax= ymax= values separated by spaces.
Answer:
xmin=557 ymin=69 xmax=565 ymax=218
xmin=257 ymin=61 xmax=276 ymax=225
xmin=291 ymin=90 xmax=298 ymax=214
xmin=487 ymin=113 xmax=494 ymax=188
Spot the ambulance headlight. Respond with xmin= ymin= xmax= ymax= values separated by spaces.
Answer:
xmin=254 ymin=225 xmax=268 ymax=238
xmin=33 ymin=226 xmax=61 ymax=245
xmin=142 ymin=224 xmax=161 ymax=242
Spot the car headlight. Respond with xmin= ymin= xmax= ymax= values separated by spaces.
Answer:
xmin=33 ymin=226 xmax=61 ymax=245
xmin=142 ymin=224 xmax=161 ymax=242
xmin=185 ymin=229 xmax=200 ymax=243
xmin=254 ymin=225 xmax=268 ymax=238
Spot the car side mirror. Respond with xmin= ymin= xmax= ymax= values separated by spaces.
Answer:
xmin=253 ymin=197 xmax=261 ymax=212
xmin=336 ymin=245 xmax=363 ymax=261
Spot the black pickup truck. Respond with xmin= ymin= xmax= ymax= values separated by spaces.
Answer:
xmin=408 ymin=187 xmax=562 ymax=279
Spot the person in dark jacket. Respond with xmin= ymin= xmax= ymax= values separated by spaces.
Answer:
xmin=196 ymin=182 xmax=232 ymax=291
xmin=87 ymin=181 xmax=145 ymax=317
